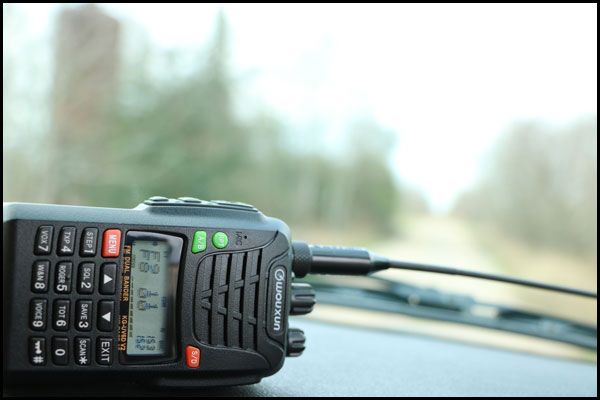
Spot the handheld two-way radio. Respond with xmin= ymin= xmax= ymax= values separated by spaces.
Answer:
xmin=3 ymin=197 xmax=596 ymax=389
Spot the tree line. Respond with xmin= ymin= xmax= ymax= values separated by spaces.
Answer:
xmin=454 ymin=118 xmax=597 ymax=258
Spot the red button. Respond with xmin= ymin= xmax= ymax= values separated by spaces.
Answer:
xmin=186 ymin=345 xmax=201 ymax=368
xmin=101 ymin=229 xmax=121 ymax=258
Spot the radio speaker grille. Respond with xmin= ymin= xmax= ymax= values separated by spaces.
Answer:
xmin=194 ymin=250 xmax=262 ymax=350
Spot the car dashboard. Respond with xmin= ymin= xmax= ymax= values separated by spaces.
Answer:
xmin=5 ymin=318 xmax=596 ymax=396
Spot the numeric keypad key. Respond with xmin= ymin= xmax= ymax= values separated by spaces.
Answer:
xmin=77 ymin=263 xmax=95 ymax=294
xmin=31 ymin=261 xmax=50 ymax=293
xmin=54 ymin=262 xmax=73 ymax=294
xmin=34 ymin=226 xmax=53 ymax=255
xmin=80 ymin=228 xmax=98 ymax=257
xmin=57 ymin=227 xmax=76 ymax=256
xmin=52 ymin=299 xmax=70 ymax=331
xmin=29 ymin=299 xmax=47 ymax=331
xmin=75 ymin=300 xmax=93 ymax=331
xmin=52 ymin=337 xmax=69 ymax=365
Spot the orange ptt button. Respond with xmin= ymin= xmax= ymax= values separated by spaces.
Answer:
xmin=186 ymin=345 xmax=201 ymax=368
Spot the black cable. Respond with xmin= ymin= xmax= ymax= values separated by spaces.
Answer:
xmin=385 ymin=259 xmax=597 ymax=299
xmin=291 ymin=242 xmax=597 ymax=299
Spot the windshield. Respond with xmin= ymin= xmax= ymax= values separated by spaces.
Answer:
xmin=3 ymin=4 xmax=597 ymax=357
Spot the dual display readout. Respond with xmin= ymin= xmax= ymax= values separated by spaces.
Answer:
xmin=118 ymin=231 xmax=183 ymax=362
xmin=127 ymin=240 xmax=170 ymax=356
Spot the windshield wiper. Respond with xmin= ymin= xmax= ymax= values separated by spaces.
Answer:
xmin=303 ymin=276 xmax=597 ymax=350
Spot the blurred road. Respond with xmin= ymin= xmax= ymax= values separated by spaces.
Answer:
xmin=371 ymin=215 xmax=515 ymax=303
xmin=369 ymin=215 xmax=597 ymax=324
xmin=295 ymin=214 xmax=596 ymax=323
xmin=304 ymin=215 xmax=596 ymax=360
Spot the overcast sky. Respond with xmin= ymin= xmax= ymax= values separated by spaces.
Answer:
xmin=6 ymin=3 xmax=598 ymax=211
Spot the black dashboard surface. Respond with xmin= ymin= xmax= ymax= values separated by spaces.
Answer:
xmin=246 ymin=319 xmax=597 ymax=396
xmin=5 ymin=319 xmax=596 ymax=397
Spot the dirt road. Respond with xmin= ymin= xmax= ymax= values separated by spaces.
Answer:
xmin=369 ymin=215 xmax=597 ymax=324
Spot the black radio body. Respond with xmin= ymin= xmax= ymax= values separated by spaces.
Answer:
xmin=3 ymin=197 xmax=306 ymax=388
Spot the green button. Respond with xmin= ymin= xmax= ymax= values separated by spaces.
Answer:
xmin=212 ymin=232 xmax=228 ymax=249
xmin=191 ymin=231 xmax=207 ymax=253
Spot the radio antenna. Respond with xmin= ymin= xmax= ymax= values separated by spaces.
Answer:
xmin=291 ymin=242 xmax=597 ymax=299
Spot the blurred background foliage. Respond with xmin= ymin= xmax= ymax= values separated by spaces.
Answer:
xmin=3 ymin=4 xmax=597 ymax=324
xmin=4 ymin=6 xmax=405 ymax=235
xmin=454 ymin=118 xmax=597 ymax=258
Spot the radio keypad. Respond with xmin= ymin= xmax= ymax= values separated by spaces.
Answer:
xmin=75 ymin=337 xmax=92 ymax=366
xmin=52 ymin=337 xmax=69 ymax=365
xmin=99 ymin=263 xmax=117 ymax=295
xmin=96 ymin=338 xmax=113 ymax=365
xmin=97 ymin=301 xmax=115 ymax=332
xmin=29 ymin=225 xmax=123 ymax=367
xmin=30 ymin=299 xmax=48 ymax=331
xmin=34 ymin=226 xmax=54 ymax=255
xmin=101 ymin=229 xmax=121 ymax=258
xmin=80 ymin=228 xmax=98 ymax=257
xmin=77 ymin=263 xmax=95 ymax=294
xmin=52 ymin=299 xmax=70 ymax=331
xmin=75 ymin=300 xmax=93 ymax=331
xmin=57 ymin=227 xmax=76 ymax=256
xmin=29 ymin=337 xmax=47 ymax=365
xmin=54 ymin=262 xmax=73 ymax=294
xmin=31 ymin=261 xmax=50 ymax=293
